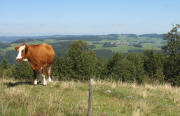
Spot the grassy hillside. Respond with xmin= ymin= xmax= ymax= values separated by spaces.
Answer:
xmin=0 ymin=79 xmax=180 ymax=116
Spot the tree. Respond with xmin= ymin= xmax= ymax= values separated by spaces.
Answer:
xmin=52 ymin=52 xmax=68 ymax=80
xmin=162 ymin=24 xmax=180 ymax=85
xmin=95 ymin=57 xmax=106 ymax=79
xmin=163 ymin=24 xmax=180 ymax=57
xmin=0 ymin=58 xmax=10 ymax=78
xmin=127 ymin=53 xmax=145 ymax=83
xmin=12 ymin=62 xmax=33 ymax=80
xmin=106 ymin=53 xmax=132 ymax=82
xmin=164 ymin=55 xmax=180 ymax=85
xmin=0 ymin=58 xmax=10 ymax=69
xmin=65 ymin=40 xmax=97 ymax=80
xmin=143 ymin=50 xmax=165 ymax=78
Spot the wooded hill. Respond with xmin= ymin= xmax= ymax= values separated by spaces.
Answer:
xmin=0 ymin=34 xmax=166 ymax=64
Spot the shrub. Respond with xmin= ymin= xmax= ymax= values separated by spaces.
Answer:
xmin=12 ymin=62 xmax=33 ymax=80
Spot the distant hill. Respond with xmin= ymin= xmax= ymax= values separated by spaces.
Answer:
xmin=139 ymin=34 xmax=163 ymax=38
xmin=0 ymin=34 xmax=164 ymax=43
xmin=0 ymin=33 xmax=166 ymax=64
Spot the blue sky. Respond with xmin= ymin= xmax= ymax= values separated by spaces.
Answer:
xmin=0 ymin=0 xmax=179 ymax=35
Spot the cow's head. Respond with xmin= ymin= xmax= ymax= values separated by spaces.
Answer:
xmin=15 ymin=43 xmax=28 ymax=62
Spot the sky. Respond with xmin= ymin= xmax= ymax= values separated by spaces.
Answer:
xmin=0 ymin=0 xmax=179 ymax=35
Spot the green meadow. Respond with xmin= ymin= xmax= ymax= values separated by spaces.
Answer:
xmin=0 ymin=79 xmax=180 ymax=116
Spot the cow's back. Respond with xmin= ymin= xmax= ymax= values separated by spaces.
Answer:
xmin=28 ymin=43 xmax=55 ymax=67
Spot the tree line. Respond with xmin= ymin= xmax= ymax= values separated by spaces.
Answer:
xmin=0 ymin=25 xmax=180 ymax=86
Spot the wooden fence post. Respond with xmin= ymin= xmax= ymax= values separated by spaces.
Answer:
xmin=88 ymin=78 xmax=93 ymax=116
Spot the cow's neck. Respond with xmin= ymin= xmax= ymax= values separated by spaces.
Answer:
xmin=26 ymin=46 xmax=41 ymax=71
xmin=25 ymin=46 xmax=31 ymax=61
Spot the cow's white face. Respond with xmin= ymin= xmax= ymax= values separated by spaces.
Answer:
xmin=15 ymin=44 xmax=28 ymax=62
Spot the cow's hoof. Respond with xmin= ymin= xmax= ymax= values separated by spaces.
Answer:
xmin=34 ymin=80 xmax=38 ymax=85
xmin=48 ymin=80 xmax=53 ymax=82
xmin=43 ymin=81 xmax=47 ymax=86
xmin=48 ymin=77 xmax=53 ymax=82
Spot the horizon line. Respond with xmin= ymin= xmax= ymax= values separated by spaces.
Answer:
xmin=0 ymin=33 xmax=165 ymax=36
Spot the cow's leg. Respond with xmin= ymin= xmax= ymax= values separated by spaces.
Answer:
xmin=33 ymin=70 xmax=38 ymax=85
xmin=48 ymin=66 xmax=53 ymax=82
xmin=42 ymin=67 xmax=47 ymax=86
xmin=39 ymin=68 xmax=43 ymax=83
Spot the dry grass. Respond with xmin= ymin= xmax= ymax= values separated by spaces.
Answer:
xmin=0 ymin=79 xmax=180 ymax=116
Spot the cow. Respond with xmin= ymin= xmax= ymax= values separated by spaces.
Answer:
xmin=15 ymin=43 xmax=55 ymax=86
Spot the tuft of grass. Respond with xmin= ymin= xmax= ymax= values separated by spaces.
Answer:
xmin=0 ymin=79 xmax=180 ymax=116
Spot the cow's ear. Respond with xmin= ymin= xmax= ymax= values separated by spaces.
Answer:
xmin=15 ymin=46 xmax=19 ymax=51
xmin=25 ymin=44 xmax=28 ymax=54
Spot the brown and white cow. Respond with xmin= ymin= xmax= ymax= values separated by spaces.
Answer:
xmin=15 ymin=43 xmax=55 ymax=86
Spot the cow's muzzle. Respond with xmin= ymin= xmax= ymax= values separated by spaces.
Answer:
xmin=16 ymin=58 xmax=23 ymax=62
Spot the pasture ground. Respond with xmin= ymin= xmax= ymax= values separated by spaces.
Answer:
xmin=0 ymin=79 xmax=180 ymax=116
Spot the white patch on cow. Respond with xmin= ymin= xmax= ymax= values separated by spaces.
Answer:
xmin=23 ymin=59 xmax=28 ymax=61
xmin=34 ymin=80 xmax=37 ymax=85
xmin=16 ymin=45 xmax=25 ymax=60
xmin=48 ymin=76 xmax=52 ymax=82
xmin=42 ymin=74 xmax=47 ymax=86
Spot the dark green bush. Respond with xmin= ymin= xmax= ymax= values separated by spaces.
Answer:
xmin=12 ymin=62 xmax=33 ymax=80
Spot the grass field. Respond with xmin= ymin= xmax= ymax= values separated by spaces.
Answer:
xmin=0 ymin=79 xmax=180 ymax=116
